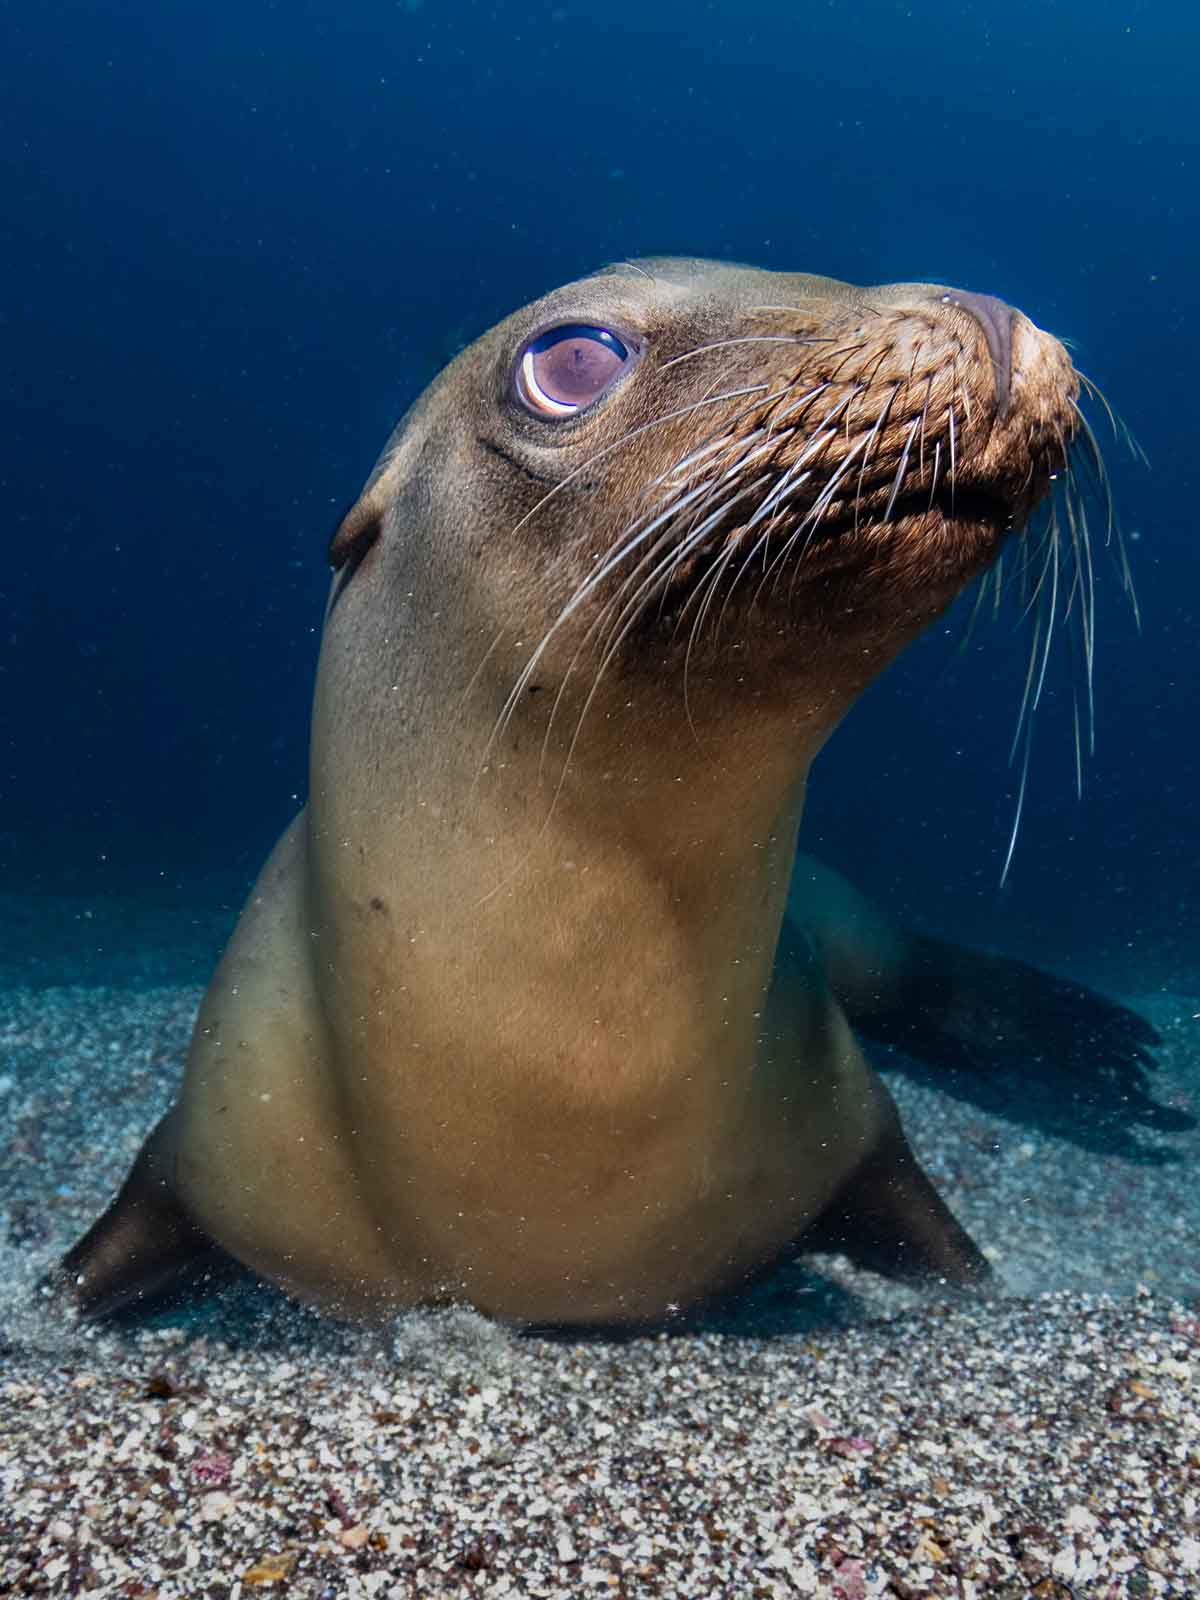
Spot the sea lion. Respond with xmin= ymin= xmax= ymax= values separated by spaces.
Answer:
xmin=56 ymin=259 xmax=1149 ymax=1326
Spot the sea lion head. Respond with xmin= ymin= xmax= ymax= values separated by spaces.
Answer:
xmin=318 ymin=259 xmax=1081 ymax=808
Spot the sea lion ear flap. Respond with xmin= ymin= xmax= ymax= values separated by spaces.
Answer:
xmin=328 ymin=494 xmax=384 ymax=572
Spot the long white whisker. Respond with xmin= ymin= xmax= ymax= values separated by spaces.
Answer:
xmin=659 ymin=335 xmax=821 ymax=371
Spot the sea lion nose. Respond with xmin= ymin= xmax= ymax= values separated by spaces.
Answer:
xmin=939 ymin=288 xmax=1014 ymax=416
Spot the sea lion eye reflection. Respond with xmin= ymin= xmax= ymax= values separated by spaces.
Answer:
xmin=52 ymin=257 xmax=1156 ymax=1330
xmin=516 ymin=323 xmax=638 ymax=415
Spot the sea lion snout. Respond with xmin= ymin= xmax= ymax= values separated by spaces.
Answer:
xmin=938 ymin=288 xmax=1015 ymax=415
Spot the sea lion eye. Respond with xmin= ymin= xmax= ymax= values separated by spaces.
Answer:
xmin=516 ymin=325 xmax=633 ymax=417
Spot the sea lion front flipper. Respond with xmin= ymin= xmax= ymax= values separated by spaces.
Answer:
xmin=54 ymin=1111 xmax=220 ymax=1319
xmin=802 ymin=1120 xmax=992 ymax=1287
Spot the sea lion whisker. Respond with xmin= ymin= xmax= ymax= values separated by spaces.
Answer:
xmin=841 ymin=383 xmax=864 ymax=447
xmin=651 ymin=458 xmax=754 ymax=598
xmin=647 ymin=430 xmax=743 ymax=491
xmin=822 ymin=341 xmax=877 ymax=384
xmin=763 ymin=435 xmax=873 ymax=600
xmin=1008 ymin=610 xmax=1046 ymax=770
xmin=1008 ymin=517 xmax=1076 ymax=849
xmin=955 ymin=370 xmax=1126 ymax=883
xmin=1066 ymin=405 xmax=1118 ymax=542
xmin=675 ymin=526 xmax=746 ymax=665
xmin=1077 ymin=369 xmax=1148 ymax=466
xmin=609 ymin=259 xmax=656 ymax=282
xmin=926 ymin=439 xmax=943 ymax=513
xmin=947 ymin=406 xmax=958 ymax=512
xmin=993 ymin=551 xmax=1008 ymax=616
xmin=647 ymin=426 xmax=778 ymax=574
xmin=558 ymin=507 xmax=754 ymax=801
xmin=1000 ymin=715 xmax=1034 ymax=886
xmin=1023 ymin=515 xmax=1062 ymax=741
xmin=852 ymin=343 xmax=893 ymax=393
xmin=712 ymin=436 xmax=782 ymax=487
xmin=673 ymin=479 xmax=775 ymax=601
xmin=1014 ymin=502 xmax=1061 ymax=627
xmin=662 ymin=478 xmax=776 ymax=639
xmin=755 ymin=444 xmax=851 ymax=595
xmin=537 ymin=519 xmax=699 ymax=779
xmin=659 ymin=335 xmax=821 ymax=371
xmin=804 ymin=388 xmax=859 ymax=444
xmin=505 ymin=385 xmax=775 ymax=547
xmin=544 ymin=521 xmax=694 ymax=745
xmin=644 ymin=381 xmax=805 ymax=494
xmin=884 ymin=417 xmax=922 ymax=522
xmin=958 ymin=558 xmax=1000 ymax=655
xmin=906 ymin=339 xmax=924 ymax=390
xmin=601 ymin=487 xmax=751 ymax=650
xmin=664 ymin=422 xmax=746 ymax=490
xmin=459 ymin=626 xmax=513 ymax=719
xmin=691 ymin=463 xmax=813 ymax=644
xmin=743 ymin=304 xmax=845 ymax=318
xmin=1064 ymin=483 xmax=1099 ymax=733
xmin=681 ymin=400 xmax=851 ymax=592
xmin=1063 ymin=432 xmax=1139 ymax=623
xmin=918 ymin=374 xmax=933 ymax=477
xmin=1049 ymin=490 xmax=1097 ymax=767
xmin=748 ymin=483 xmax=825 ymax=614
xmin=797 ymin=429 xmax=875 ymax=540
xmin=688 ymin=538 xmax=748 ymax=672
xmin=506 ymin=379 xmax=788 ymax=692
xmin=555 ymin=474 xmax=765 ymax=764
xmin=659 ymin=521 xmax=752 ymax=659
xmin=957 ymin=372 xmax=974 ymax=428
xmin=1063 ymin=477 xmax=1097 ymax=657
xmin=742 ymin=499 xmax=802 ymax=614
xmin=486 ymin=474 xmax=723 ymax=765
xmin=1065 ymin=407 xmax=1111 ymax=502
xmin=853 ymin=386 xmax=899 ymax=529
xmin=597 ymin=479 xmax=771 ymax=677
xmin=766 ymin=381 xmax=834 ymax=430
xmin=662 ymin=431 xmax=737 ymax=481
xmin=714 ymin=508 xmax=794 ymax=640
xmin=744 ymin=455 xmax=816 ymax=533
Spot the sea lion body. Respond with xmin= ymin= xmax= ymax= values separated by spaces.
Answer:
xmin=62 ymin=260 xmax=1083 ymax=1324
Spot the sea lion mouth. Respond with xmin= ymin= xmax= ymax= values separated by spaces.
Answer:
xmin=805 ymin=482 xmax=1017 ymax=545
xmin=646 ymin=481 xmax=1017 ymax=620
xmin=885 ymin=486 xmax=1012 ymax=527
xmin=634 ymin=439 xmax=1034 ymax=619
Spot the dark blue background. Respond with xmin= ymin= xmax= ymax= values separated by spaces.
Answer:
xmin=4 ymin=0 xmax=1196 ymax=987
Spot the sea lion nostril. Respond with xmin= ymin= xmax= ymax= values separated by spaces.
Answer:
xmin=941 ymin=288 xmax=1015 ymax=417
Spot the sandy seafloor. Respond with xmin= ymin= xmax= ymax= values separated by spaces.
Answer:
xmin=0 ymin=895 xmax=1198 ymax=1598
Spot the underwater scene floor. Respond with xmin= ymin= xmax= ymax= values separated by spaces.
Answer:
xmin=0 ymin=906 xmax=1197 ymax=1597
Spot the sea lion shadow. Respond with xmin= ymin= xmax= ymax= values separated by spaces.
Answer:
xmin=539 ymin=1270 xmax=887 ymax=1343
xmin=873 ymin=1040 xmax=1193 ymax=1165
xmin=88 ymin=1249 xmax=896 ymax=1349
xmin=853 ymin=948 xmax=1195 ymax=1164
xmin=95 ymin=1259 xmax=370 ymax=1356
